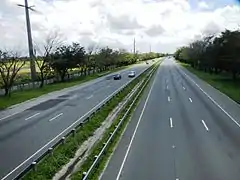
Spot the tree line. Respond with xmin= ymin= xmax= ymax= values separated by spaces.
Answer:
xmin=0 ymin=36 xmax=163 ymax=96
xmin=174 ymin=29 xmax=240 ymax=80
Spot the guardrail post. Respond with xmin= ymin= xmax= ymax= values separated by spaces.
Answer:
xmin=103 ymin=142 xmax=107 ymax=155
xmin=72 ymin=128 xmax=76 ymax=137
xmin=61 ymin=137 xmax=66 ymax=144
xmin=109 ymin=132 xmax=113 ymax=141
xmin=31 ymin=161 xmax=37 ymax=171
xmin=79 ymin=122 xmax=83 ymax=127
xmin=82 ymin=172 xmax=87 ymax=179
xmin=48 ymin=147 xmax=53 ymax=156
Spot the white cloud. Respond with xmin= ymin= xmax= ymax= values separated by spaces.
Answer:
xmin=198 ymin=1 xmax=209 ymax=10
xmin=0 ymin=0 xmax=240 ymax=53
xmin=145 ymin=25 xmax=165 ymax=37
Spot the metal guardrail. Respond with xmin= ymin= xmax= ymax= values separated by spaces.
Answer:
xmin=81 ymin=65 xmax=157 ymax=180
xmin=1 ymin=61 xmax=157 ymax=180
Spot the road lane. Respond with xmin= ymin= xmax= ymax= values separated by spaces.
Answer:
xmin=102 ymin=60 xmax=176 ymax=180
xmin=0 ymin=62 xmax=152 ymax=180
xmin=101 ymin=58 xmax=240 ymax=180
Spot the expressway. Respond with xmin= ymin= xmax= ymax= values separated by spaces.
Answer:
xmin=101 ymin=57 xmax=240 ymax=180
xmin=0 ymin=62 xmax=152 ymax=180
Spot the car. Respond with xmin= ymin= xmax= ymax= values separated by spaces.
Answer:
xmin=146 ymin=61 xmax=149 ymax=64
xmin=113 ymin=74 xmax=121 ymax=80
xmin=128 ymin=71 xmax=136 ymax=78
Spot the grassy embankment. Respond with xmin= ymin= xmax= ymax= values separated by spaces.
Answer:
xmin=180 ymin=62 xmax=240 ymax=104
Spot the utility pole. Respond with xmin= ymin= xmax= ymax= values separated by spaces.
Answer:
xmin=18 ymin=0 xmax=37 ymax=81
xmin=149 ymin=44 xmax=151 ymax=53
xmin=133 ymin=37 xmax=136 ymax=55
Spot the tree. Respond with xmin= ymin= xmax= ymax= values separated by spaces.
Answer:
xmin=0 ymin=50 xmax=25 ymax=96
xmin=85 ymin=44 xmax=98 ymax=75
xmin=175 ymin=29 xmax=240 ymax=80
xmin=95 ymin=47 xmax=114 ymax=72
xmin=50 ymin=43 xmax=85 ymax=82
xmin=35 ymin=32 xmax=62 ymax=87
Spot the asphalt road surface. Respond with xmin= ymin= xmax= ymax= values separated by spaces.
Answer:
xmin=0 ymin=62 xmax=152 ymax=180
xmin=101 ymin=57 xmax=240 ymax=180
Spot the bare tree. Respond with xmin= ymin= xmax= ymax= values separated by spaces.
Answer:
xmin=0 ymin=50 xmax=25 ymax=96
xmin=86 ymin=44 xmax=98 ymax=75
xmin=35 ymin=31 xmax=63 ymax=87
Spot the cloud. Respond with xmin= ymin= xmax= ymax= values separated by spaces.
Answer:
xmin=202 ymin=21 xmax=222 ymax=36
xmin=107 ymin=14 xmax=143 ymax=30
xmin=198 ymin=1 xmax=210 ymax=10
xmin=0 ymin=0 xmax=240 ymax=53
xmin=145 ymin=25 xmax=165 ymax=37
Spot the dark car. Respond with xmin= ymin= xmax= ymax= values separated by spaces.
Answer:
xmin=113 ymin=74 xmax=121 ymax=80
xmin=128 ymin=71 xmax=136 ymax=78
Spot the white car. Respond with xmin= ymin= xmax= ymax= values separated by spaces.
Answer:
xmin=128 ymin=71 xmax=136 ymax=78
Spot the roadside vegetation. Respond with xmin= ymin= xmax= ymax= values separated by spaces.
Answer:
xmin=0 ymin=32 xmax=164 ymax=109
xmin=174 ymin=29 xmax=240 ymax=103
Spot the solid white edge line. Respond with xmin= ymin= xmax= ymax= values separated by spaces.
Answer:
xmin=25 ymin=113 xmax=40 ymax=121
xmin=170 ymin=117 xmax=173 ymax=128
xmin=189 ymin=97 xmax=193 ymax=103
xmin=49 ymin=113 xmax=63 ymax=122
xmin=116 ymin=67 xmax=158 ymax=180
xmin=181 ymin=70 xmax=240 ymax=128
xmin=201 ymin=120 xmax=209 ymax=131
xmin=1 ymin=65 xmax=150 ymax=180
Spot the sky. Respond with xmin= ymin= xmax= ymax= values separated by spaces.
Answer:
xmin=0 ymin=0 xmax=240 ymax=54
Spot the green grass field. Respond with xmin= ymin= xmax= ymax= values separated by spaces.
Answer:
xmin=180 ymin=63 xmax=240 ymax=104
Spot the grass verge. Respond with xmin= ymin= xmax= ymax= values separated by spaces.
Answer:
xmin=71 ymin=64 xmax=159 ymax=180
xmin=21 ymin=64 xmax=154 ymax=180
xmin=180 ymin=62 xmax=240 ymax=104
xmin=0 ymin=66 xmax=128 ymax=110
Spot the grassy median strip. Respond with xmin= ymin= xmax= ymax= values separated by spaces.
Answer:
xmin=22 ymin=65 xmax=154 ymax=180
xmin=180 ymin=62 xmax=240 ymax=104
xmin=0 ymin=66 xmax=128 ymax=110
xmin=71 ymin=64 xmax=158 ymax=180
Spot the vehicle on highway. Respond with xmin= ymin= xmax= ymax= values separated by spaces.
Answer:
xmin=113 ymin=74 xmax=121 ymax=80
xmin=146 ymin=61 xmax=149 ymax=64
xmin=128 ymin=71 xmax=136 ymax=78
